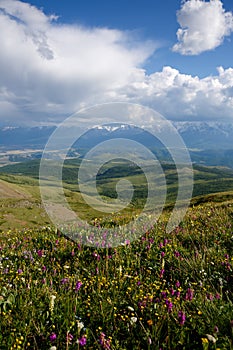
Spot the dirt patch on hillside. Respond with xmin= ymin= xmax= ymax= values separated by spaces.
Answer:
xmin=0 ymin=180 xmax=30 ymax=199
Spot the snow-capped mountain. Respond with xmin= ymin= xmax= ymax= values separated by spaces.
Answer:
xmin=1 ymin=122 xmax=233 ymax=151
xmin=173 ymin=122 xmax=233 ymax=149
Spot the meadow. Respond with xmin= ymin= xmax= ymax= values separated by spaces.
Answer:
xmin=0 ymin=159 xmax=233 ymax=349
xmin=0 ymin=202 xmax=233 ymax=349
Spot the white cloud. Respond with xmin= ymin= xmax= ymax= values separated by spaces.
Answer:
xmin=0 ymin=0 xmax=155 ymax=123
xmin=111 ymin=66 xmax=233 ymax=121
xmin=173 ymin=0 xmax=233 ymax=55
xmin=1 ymin=0 xmax=233 ymax=125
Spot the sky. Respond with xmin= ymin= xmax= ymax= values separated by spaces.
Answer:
xmin=1 ymin=0 xmax=233 ymax=125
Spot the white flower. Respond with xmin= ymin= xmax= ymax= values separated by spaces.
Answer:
xmin=49 ymin=346 xmax=57 ymax=350
xmin=130 ymin=317 xmax=137 ymax=325
xmin=206 ymin=334 xmax=217 ymax=343
xmin=127 ymin=306 xmax=134 ymax=312
xmin=77 ymin=321 xmax=84 ymax=330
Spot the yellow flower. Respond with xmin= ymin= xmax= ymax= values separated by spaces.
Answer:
xmin=201 ymin=338 xmax=208 ymax=343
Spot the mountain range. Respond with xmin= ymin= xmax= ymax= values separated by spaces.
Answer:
xmin=1 ymin=121 xmax=233 ymax=151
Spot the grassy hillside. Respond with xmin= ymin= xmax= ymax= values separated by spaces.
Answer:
xmin=0 ymin=202 xmax=232 ymax=349
xmin=1 ymin=159 xmax=233 ymax=231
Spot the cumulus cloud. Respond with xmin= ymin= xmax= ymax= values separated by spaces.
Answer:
xmin=173 ymin=0 xmax=233 ymax=55
xmin=1 ymin=0 xmax=233 ymax=125
xmin=111 ymin=65 xmax=233 ymax=121
xmin=0 ymin=0 xmax=155 ymax=123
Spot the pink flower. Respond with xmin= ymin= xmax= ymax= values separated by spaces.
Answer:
xmin=49 ymin=333 xmax=57 ymax=342
xmin=78 ymin=336 xmax=87 ymax=346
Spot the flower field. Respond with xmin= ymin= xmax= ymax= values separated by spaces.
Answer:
xmin=0 ymin=203 xmax=233 ymax=349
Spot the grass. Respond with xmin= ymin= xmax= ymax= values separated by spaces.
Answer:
xmin=0 ymin=159 xmax=233 ymax=349
xmin=2 ymin=159 xmax=233 ymax=232
xmin=0 ymin=203 xmax=232 ymax=349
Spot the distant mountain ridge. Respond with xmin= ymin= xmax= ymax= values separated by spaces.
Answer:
xmin=1 ymin=121 xmax=233 ymax=150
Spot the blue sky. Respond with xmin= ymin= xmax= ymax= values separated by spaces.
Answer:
xmin=22 ymin=0 xmax=233 ymax=77
xmin=1 ymin=0 xmax=233 ymax=125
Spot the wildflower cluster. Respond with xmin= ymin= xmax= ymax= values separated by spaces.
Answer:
xmin=0 ymin=204 xmax=232 ymax=349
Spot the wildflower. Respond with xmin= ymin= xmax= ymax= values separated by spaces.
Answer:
xmin=165 ymin=299 xmax=173 ymax=313
xmin=201 ymin=338 xmax=208 ymax=344
xmin=37 ymin=250 xmax=43 ymax=257
xmin=178 ymin=310 xmax=186 ymax=326
xmin=161 ymin=251 xmax=165 ymax=258
xmin=213 ymin=326 xmax=219 ymax=333
xmin=61 ymin=278 xmax=69 ymax=285
xmin=206 ymin=293 xmax=214 ymax=301
xmin=99 ymin=332 xmax=111 ymax=349
xmin=130 ymin=317 xmax=137 ymax=325
xmin=159 ymin=269 xmax=165 ymax=278
xmin=185 ymin=288 xmax=194 ymax=301
xmin=175 ymin=281 xmax=180 ymax=288
xmin=161 ymin=291 xmax=167 ymax=299
xmin=49 ymin=333 xmax=57 ymax=342
xmin=17 ymin=269 xmax=23 ymax=274
xmin=78 ymin=336 xmax=87 ymax=346
xmin=49 ymin=295 xmax=56 ymax=313
xmin=77 ymin=320 xmax=84 ymax=331
xmin=42 ymin=265 xmax=46 ymax=272
xmin=206 ymin=334 xmax=216 ymax=343
xmin=66 ymin=333 xmax=73 ymax=344
xmin=170 ymin=288 xmax=175 ymax=296
xmin=127 ymin=306 xmax=134 ymax=312
xmin=49 ymin=347 xmax=57 ymax=350
xmin=147 ymin=319 xmax=153 ymax=326
xmin=75 ymin=281 xmax=82 ymax=292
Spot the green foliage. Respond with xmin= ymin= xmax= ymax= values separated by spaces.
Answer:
xmin=0 ymin=204 xmax=233 ymax=349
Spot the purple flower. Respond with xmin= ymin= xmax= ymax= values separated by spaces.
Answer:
xmin=185 ymin=288 xmax=194 ymax=301
xmin=99 ymin=333 xmax=111 ymax=349
xmin=175 ymin=281 xmax=180 ymax=288
xmin=37 ymin=250 xmax=43 ymax=257
xmin=178 ymin=310 xmax=186 ymax=326
xmin=49 ymin=333 xmax=57 ymax=342
xmin=159 ymin=269 xmax=165 ymax=278
xmin=42 ymin=265 xmax=46 ymax=272
xmin=61 ymin=278 xmax=69 ymax=285
xmin=161 ymin=291 xmax=167 ymax=299
xmin=165 ymin=299 xmax=173 ymax=313
xmin=170 ymin=288 xmax=175 ymax=296
xmin=206 ymin=293 xmax=214 ymax=301
xmin=78 ymin=336 xmax=87 ymax=346
xmin=75 ymin=281 xmax=82 ymax=292
xmin=214 ymin=326 xmax=219 ymax=333
xmin=17 ymin=269 xmax=23 ymax=274
xmin=161 ymin=251 xmax=165 ymax=258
